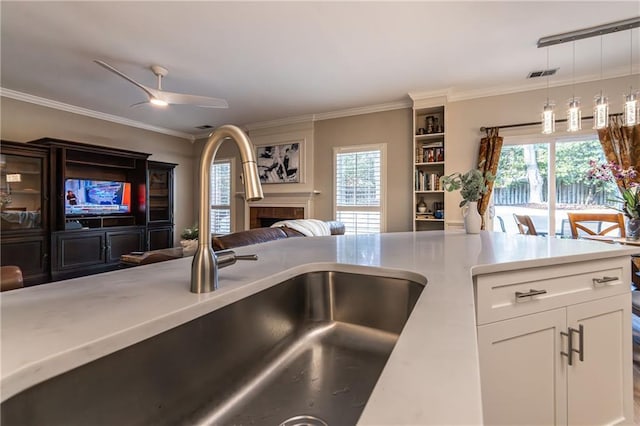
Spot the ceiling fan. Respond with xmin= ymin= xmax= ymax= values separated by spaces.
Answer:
xmin=94 ymin=60 xmax=229 ymax=109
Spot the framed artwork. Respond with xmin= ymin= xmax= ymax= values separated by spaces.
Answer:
xmin=256 ymin=142 xmax=301 ymax=184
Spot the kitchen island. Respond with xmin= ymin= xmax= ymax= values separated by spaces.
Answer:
xmin=2 ymin=231 xmax=638 ymax=424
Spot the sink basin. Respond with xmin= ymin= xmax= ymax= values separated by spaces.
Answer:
xmin=2 ymin=270 xmax=425 ymax=426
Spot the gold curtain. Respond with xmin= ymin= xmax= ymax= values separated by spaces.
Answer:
xmin=597 ymin=115 xmax=640 ymax=191
xmin=477 ymin=127 xmax=503 ymax=229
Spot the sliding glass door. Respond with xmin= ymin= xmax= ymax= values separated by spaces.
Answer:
xmin=492 ymin=136 xmax=618 ymax=237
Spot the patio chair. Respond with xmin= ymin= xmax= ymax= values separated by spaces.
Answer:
xmin=513 ymin=214 xmax=537 ymax=235
xmin=566 ymin=212 xmax=625 ymax=239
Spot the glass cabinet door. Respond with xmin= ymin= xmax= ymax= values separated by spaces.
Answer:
xmin=148 ymin=167 xmax=171 ymax=222
xmin=0 ymin=153 xmax=43 ymax=231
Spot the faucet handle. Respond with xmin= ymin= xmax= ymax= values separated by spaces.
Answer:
xmin=216 ymin=250 xmax=258 ymax=269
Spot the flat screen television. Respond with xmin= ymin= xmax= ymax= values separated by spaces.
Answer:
xmin=65 ymin=179 xmax=132 ymax=216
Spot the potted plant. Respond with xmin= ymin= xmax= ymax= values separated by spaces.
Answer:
xmin=440 ymin=168 xmax=494 ymax=233
xmin=587 ymin=160 xmax=640 ymax=240
xmin=180 ymin=224 xmax=199 ymax=256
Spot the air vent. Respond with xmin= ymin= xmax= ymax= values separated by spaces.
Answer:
xmin=195 ymin=124 xmax=213 ymax=130
xmin=527 ymin=68 xmax=558 ymax=79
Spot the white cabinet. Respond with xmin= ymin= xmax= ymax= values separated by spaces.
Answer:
xmin=475 ymin=258 xmax=633 ymax=425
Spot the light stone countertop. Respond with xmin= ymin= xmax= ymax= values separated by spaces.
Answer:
xmin=2 ymin=230 xmax=639 ymax=425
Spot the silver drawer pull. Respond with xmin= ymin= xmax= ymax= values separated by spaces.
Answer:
xmin=515 ymin=289 xmax=547 ymax=301
xmin=592 ymin=276 xmax=618 ymax=286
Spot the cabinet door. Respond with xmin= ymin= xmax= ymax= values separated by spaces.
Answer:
xmin=106 ymin=228 xmax=144 ymax=264
xmin=567 ymin=293 xmax=633 ymax=425
xmin=477 ymin=309 xmax=567 ymax=425
xmin=54 ymin=231 xmax=106 ymax=271
xmin=147 ymin=165 xmax=173 ymax=224
xmin=147 ymin=226 xmax=173 ymax=250
xmin=0 ymin=234 xmax=48 ymax=285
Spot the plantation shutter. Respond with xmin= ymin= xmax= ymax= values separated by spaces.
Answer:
xmin=210 ymin=160 xmax=231 ymax=234
xmin=335 ymin=148 xmax=383 ymax=234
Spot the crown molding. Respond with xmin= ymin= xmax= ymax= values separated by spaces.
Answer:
xmin=243 ymin=114 xmax=315 ymax=132
xmin=408 ymin=89 xmax=452 ymax=103
xmin=243 ymin=100 xmax=411 ymax=131
xmin=0 ymin=88 xmax=196 ymax=142
xmin=448 ymin=67 xmax=639 ymax=102
xmin=313 ymin=100 xmax=411 ymax=121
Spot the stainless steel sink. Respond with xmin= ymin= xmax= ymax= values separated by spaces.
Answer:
xmin=2 ymin=270 xmax=425 ymax=426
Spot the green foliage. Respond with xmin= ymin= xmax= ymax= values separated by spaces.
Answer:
xmin=494 ymin=139 xmax=605 ymax=189
xmin=181 ymin=224 xmax=199 ymax=240
xmin=441 ymin=168 xmax=495 ymax=207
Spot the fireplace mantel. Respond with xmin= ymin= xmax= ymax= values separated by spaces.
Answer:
xmin=236 ymin=190 xmax=320 ymax=199
xmin=241 ymin=190 xmax=320 ymax=229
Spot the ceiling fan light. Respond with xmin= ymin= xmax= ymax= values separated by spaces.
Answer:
xmin=541 ymin=102 xmax=555 ymax=134
xmin=566 ymin=98 xmax=582 ymax=132
xmin=623 ymin=91 xmax=639 ymax=126
xmin=593 ymin=94 xmax=609 ymax=130
xmin=150 ymin=97 xmax=168 ymax=107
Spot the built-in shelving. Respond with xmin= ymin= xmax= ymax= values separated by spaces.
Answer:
xmin=413 ymin=104 xmax=446 ymax=231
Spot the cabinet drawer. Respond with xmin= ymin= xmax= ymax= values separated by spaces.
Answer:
xmin=475 ymin=258 xmax=629 ymax=325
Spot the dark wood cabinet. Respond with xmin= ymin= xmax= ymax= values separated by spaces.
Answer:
xmin=51 ymin=226 xmax=144 ymax=281
xmin=1 ymin=139 xmax=179 ymax=285
xmin=0 ymin=234 xmax=49 ymax=285
xmin=146 ymin=161 xmax=176 ymax=250
xmin=27 ymin=138 xmax=151 ymax=283
xmin=147 ymin=226 xmax=174 ymax=251
xmin=0 ymin=141 xmax=50 ymax=285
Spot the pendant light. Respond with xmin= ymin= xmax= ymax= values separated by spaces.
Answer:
xmin=541 ymin=47 xmax=555 ymax=134
xmin=593 ymin=36 xmax=609 ymax=129
xmin=567 ymin=41 xmax=582 ymax=132
xmin=623 ymin=29 xmax=639 ymax=127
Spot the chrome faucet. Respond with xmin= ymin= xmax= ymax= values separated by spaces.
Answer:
xmin=191 ymin=125 xmax=264 ymax=293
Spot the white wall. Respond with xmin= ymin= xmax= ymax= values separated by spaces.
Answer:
xmin=0 ymin=97 xmax=196 ymax=245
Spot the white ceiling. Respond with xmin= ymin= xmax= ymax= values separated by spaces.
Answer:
xmin=1 ymin=1 xmax=639 ymax=138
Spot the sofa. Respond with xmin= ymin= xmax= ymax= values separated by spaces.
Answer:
xmin=121 ymin=220 xmax=345 ymax=267
xmin=213 ymin=220 xmax=345 ymax=251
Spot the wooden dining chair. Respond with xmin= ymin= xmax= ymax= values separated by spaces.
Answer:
xmin=513 ymin=214 xmax=538 ymax=235
xmin=566 ymin=212 xmax=626 ymax=239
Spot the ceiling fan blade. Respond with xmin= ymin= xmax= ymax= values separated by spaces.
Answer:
xmin=156 ymin=91 xmax=229 ymax=108
xmin=129 ymin=101 xmax=150 ymax=108
xmin=94 ymin=60 xmax=155 ymax=101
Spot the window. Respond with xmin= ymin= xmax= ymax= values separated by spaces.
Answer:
xmin=334 ymin=144 xmax=386 ymax=235
xmin=492 ymin=135 xmax=617 ymax=236
xmin=210 ymin=159 xmax=233 ymax=234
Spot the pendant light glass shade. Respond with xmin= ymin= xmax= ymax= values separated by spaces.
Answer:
xmin=567 ymin=98 xmax=582 ymax=132
xmin=541 ymin=47 xmax=555 ymax=135
xmin=542 ymin=102 xmax=555 ymax=134
xmin=593 ymin=94 xmax=609 ymax=129
xmin=624 ymin=91 xmax=639 ymax=126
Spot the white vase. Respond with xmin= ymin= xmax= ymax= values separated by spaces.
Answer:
xmin=462 ymin=201 xmax=482 ymax=234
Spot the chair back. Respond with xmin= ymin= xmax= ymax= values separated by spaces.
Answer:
xmin=566 ymin=212 xmax=625 ymax=239
xmin=513 ymin=214 xmax=537 ymax=235
xmin=1 ymin=266 xmax=24 ymax=291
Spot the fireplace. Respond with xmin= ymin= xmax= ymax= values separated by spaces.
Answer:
xmin=249 ymin=206 xmax=305 ymax=229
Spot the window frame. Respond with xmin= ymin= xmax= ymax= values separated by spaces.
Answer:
xmin=209 ymin=158 xmax=235 ymax=234
xmin=333 ymin=143 xmax=387 ymax=234
xmin=494 ymin=130 xmax=605 ymax=236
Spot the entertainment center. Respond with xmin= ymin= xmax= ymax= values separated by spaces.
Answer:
xmin=0 ymin=138 xmax=176 ymax=285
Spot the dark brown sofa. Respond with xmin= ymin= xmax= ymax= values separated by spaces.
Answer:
xmin=213 ymin=220 xmax=345 ymax=251
xmin=121 ymin=221 xmax=345 ymax=266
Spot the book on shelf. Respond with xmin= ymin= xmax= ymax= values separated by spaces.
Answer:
xmin=415 ymin=170 xmax=442 ymax=191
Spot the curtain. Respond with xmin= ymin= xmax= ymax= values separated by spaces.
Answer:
xmin=597 ymin=115 xmax=640 ymax=191
xmin=477 ymin=127 xmax=503 ymax=229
